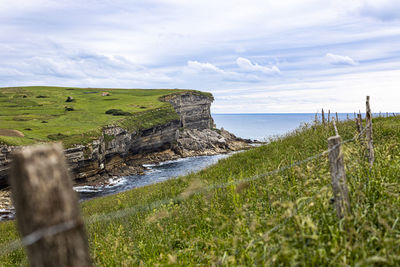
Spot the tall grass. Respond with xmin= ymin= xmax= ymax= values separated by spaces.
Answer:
xmin=1 ymin=116 xmax=399 ymax=266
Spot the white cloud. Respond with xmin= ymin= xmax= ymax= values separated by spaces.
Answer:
xmin=186 ymin=60 xmax=225 ymax=74
xmin=236 ymin=57 xmax=280 ymax=74
xmin=325 ymin=53 xmax=358 ymax=66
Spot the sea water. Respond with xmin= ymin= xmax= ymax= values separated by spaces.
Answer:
xmin=212 ymin=113 xmax=355 ymax=141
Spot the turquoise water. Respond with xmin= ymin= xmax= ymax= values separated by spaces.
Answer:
xmin=213 ymin=113 xmax=356 ymax=141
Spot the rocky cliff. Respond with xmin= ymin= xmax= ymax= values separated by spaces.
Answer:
xmin=0 ymin=91 xmax=249 ymax=188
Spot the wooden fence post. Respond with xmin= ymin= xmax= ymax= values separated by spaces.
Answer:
xmin=356 ymin=113 xmax=363 ymax=135
xmin=332 ymin=118 xmax=339 ymax=136
xmin=322 ymin=109 xmax=326 ymax=125
xmin=328 ymin=110 xmax=331 ymax=123
xmin=10 ymin=143 xmax=92 ymax=267
xmin=336 ymin=112 xmax=339 ymax=122
xmin=328 ymin=136 xmax=351 ymax=219
xmin=366 ymin=96 xmax=375 ymax=167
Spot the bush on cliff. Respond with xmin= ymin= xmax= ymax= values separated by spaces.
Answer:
xmin=105 ymin=109 xmax=132 ymax=116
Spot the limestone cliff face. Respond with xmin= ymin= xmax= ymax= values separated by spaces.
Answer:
xmin=0 ymin=92 xmax=215 ymax=186
xmin=161 ymin=92 xmax=214 ymax=130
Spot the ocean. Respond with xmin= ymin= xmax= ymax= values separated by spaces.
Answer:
xmin=212 ymin=113 xmax=355 ymax=141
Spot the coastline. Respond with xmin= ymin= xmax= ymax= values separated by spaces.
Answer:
xmin=0 ymin=128 xmax=252 ymax=220
xmin=0 ymin=89 xmax=253 ymax=221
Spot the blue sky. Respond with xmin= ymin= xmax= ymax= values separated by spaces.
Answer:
xmin=0 ymin=0 xmax=399 ymax=113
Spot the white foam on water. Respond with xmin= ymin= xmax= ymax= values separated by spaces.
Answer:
xmin=73 ymin=186 xmax=102 ymax=193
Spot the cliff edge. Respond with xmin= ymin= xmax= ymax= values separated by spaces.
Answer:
xmin=0 ymin=91 xmax=250 ymax=187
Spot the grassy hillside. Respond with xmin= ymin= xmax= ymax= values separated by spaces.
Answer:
xmin=1 ymin=116 xmax=399 ymax=266
xmin=0 ymin=86 xmax=198 ymax=147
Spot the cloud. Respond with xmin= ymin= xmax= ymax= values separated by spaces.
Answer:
xmin=0 ymin=0 xmax=400 ymax=112
xmin=325 ymin=53 xmax=358 ymax=66
xmin=359 ymin=0 xmax=400 ymax=21
xmin=186 ymin=60 xmax=225 ymax=74
xmin=236 ymin=57 xmax=280 ymax=74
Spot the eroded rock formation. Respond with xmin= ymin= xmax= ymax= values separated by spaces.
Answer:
xmin=0 ymin=91 xmax=249 ymax=187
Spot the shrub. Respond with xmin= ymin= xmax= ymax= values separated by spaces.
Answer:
xmin=47 ymin=133 xmax=68 ymax=140
xmin=105 ymin=109 xmax=132 ymax=116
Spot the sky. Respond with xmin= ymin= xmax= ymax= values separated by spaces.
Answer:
xmin=0 ymin=0 xmax=399 ymax=113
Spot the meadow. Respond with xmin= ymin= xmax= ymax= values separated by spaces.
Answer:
xmin=0 ymin=86 xmax=195 ymax=147
xmin=0 ymin=116 xmax=399 ymax=266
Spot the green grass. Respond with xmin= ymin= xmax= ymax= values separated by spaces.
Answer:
xmin=1 ymin=117 xmax=400 ymax=266
xmin=0 ymin=86 xmax=198 ymax=147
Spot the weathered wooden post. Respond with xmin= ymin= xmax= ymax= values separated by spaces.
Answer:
xmin=322 ymin=108 xmax=326 ymax=125
xmin=328 ymin=110 xmax=331 ymax=123
xmin=336 ymin=112 xmax=339 ymax=122
xmin=356 ymin=114 xmax=363 ymax=135
xmin=10 ymin=143 xmax=92 ymax=267
xmin=332 ymin=118 xmax=339 ymax=136
xmin=366 ymin=96 xmax=375 ymax=167
xmin=328 ymin=136 xmax=351 ymax=219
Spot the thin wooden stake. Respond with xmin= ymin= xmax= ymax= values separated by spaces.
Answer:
xmin=356 ymin=114 xmax=363 ymax=135
xmin=332 ymin=118 xmax=339 ymax=136
xmin=10 ymin=143 xmax=92 ymax=267
xmin=322 ymin=108 xmax=326 ymax=125
xmin=328 ymin=136 xmax=351 ymax=219
xmin=336 ymin=112 xmax=339 ymax=122
xmin=366 ymin=96 xmax=375 ymax=167
xmin=328 ymin=110 xmax=331 ymax=123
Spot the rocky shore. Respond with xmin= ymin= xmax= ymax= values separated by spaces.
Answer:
xmin=66 ymin=126 xmax=251 ymax=188
xmin=0 ymin=128 xmax=250 ymax=217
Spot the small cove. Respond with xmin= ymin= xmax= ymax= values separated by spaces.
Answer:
xmin=75 ymin=153 xmax=232 ymax=201
xmin=0 ymin=153 xmax=232 ymax=221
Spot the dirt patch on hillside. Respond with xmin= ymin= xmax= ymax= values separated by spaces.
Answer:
xmin=0 ymin=129 xmax=24 ymax=137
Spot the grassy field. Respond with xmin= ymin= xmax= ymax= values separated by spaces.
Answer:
xmin=0 ymin=86 xmax=207 ymax=147
xmin=1 ymin=116 xmax=399 ymax=266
